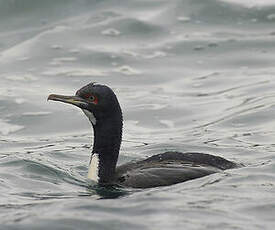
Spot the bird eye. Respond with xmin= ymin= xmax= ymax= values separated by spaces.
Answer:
xmin=86 ymin=94 xmax=98 ymax=104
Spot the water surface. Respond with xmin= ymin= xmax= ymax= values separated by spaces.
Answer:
xmin=0 ymin=0 xmax=275 ymax=229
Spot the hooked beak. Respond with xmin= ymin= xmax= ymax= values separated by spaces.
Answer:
xmin=48 ymin=94 xmax=88 ymax=109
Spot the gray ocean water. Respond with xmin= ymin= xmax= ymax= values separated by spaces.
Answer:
xmin=1 ymin=0 xmax=275 ymax=229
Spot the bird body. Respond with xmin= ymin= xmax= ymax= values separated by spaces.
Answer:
xmin=114 ymin=151 xmax=236 ymax=188
xmin=48 ymin=83 xmax=238 ymax=188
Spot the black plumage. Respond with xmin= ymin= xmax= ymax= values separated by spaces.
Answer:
xmin=48 ymin=82 xmax=238 ymax=188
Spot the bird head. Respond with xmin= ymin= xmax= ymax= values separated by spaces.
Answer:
xmin=48 ymin=82 xmax=121 ymax=126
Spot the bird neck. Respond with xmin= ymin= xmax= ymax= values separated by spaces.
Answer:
xmin=88 ymin=114 xmax=123 ymax=184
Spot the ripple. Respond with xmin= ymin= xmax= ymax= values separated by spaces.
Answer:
xmin=22 ymin=112 xmax=52 ymax=116
xmin=143 ymin=51 xmax=166 ymax=59
xmin=101 ymin=28 xmax=121 ymax=36
xmin=4 ymin=73 xmax=37 ymax=82
xmin=1 ymin=0 xmax=275 ymax=229
xmin=177 ymin=16 xmax=191 ymax=22
xmin=0 ymin=158 xmax=85 ymax=187
xmin=15 ymin=98 xmax=26 ymax=104
xmin=113 ymin=65 xmax=142 ymax=75
xmin=50 ymin=57 xmax=77 ymax=65
xmin=42 ymin=67 xmax=106 ymax=77
xmin=267 ymin=14 xmax=275 ymax=20
xmin=0 ymin=119 xmax=24 ymax=135
xmin=51 ymin=44 xmax=63 ymax=50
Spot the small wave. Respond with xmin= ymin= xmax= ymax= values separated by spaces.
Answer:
xmin=50 ymin=57 xmax=78 ymax=65
xmin=101 ymin=28 xmax=121 ymax=36
xmin=42 ymin=67 xmax=106 ymax=77
xmin=0 ymin=119 xmax=24 ymax=135
xmin=0 ymin=158 xmax=86 ymax=187
xmin=3 ymin=73 xmax=37 ymax=82
xmin=113 ymin=65 xmax=142 ymax=75
xmin=22 ymin=111 xmax=52 ymax=116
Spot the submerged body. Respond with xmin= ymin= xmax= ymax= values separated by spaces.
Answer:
xmin=48 ymin=83 xmax=238 ymax=189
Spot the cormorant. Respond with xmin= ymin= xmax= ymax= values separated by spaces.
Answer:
xmin=48 ymin=82 xmax=238 ymax=188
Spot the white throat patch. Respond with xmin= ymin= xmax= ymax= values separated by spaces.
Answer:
xmin=87 ymin=153 xmax=99 ymax=182
xmin=82 ymin=109 xmax=97 ymax=125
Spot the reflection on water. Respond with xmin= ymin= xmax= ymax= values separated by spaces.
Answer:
xmin=0 ymin=0 xmax=275 ymax=229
